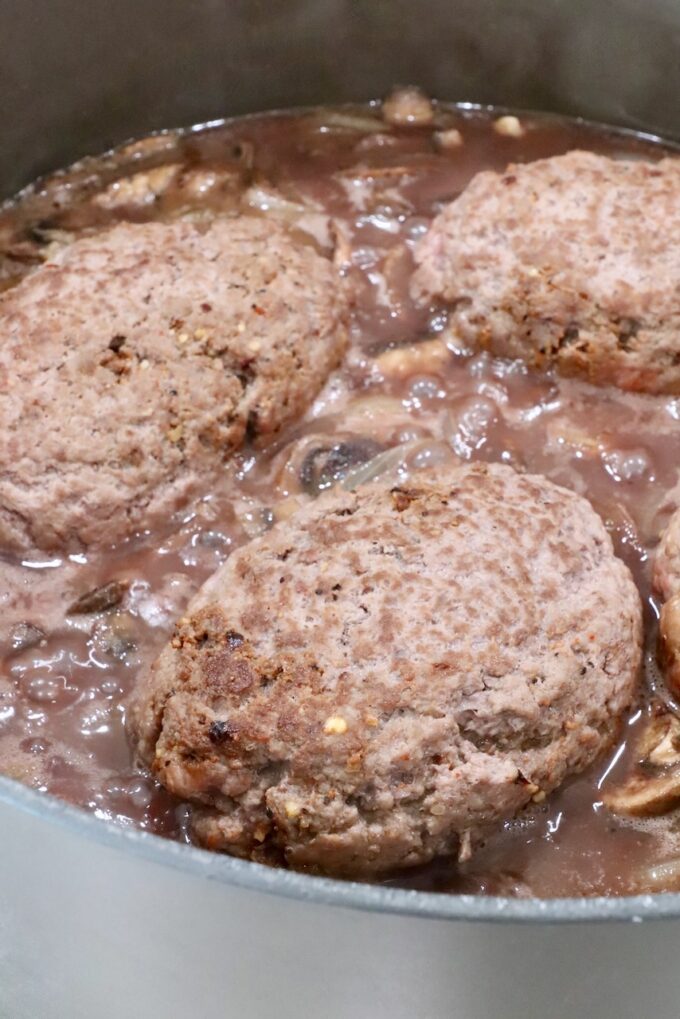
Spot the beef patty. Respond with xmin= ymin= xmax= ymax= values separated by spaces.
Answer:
xmin=129 ymin=462 xmax=642 ymax=877
xmin=654 ymin=508 xmax=680 ymax=697
xmin=0 ymin=216 xmax=347 ymax=554
xmin=413 ymin=150 xmax=680 ymax=394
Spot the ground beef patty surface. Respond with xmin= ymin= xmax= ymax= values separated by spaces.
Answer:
xmin=129 ymin=462 xmax=642 ymax=877
xmin=413 ymin=150 xmax=680 ymax=395
xmin=653 ymin=508 xmax=680 ymax=698
xmin=0 ymin=216 xmax=347 ymax=554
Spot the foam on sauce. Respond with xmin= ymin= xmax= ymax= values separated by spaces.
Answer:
xmin=1 ymin=101 xmax=680 ymax=896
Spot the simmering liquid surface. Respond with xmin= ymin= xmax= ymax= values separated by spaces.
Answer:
xmin=1 ymin=102 xmax=680 ymax=897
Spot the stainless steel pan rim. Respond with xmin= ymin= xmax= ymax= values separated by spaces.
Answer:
xmin=2 ymin=772 xmax=676 ymax=924
xmin=7 ymin=102 xmax=679 ymax=214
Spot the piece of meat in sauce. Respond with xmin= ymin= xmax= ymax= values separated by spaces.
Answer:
xmin=0 ymin=216 xmax=348 ymax=555
xmin=128 ymin=462 xmax=642 ymax=877
xmin=413 ymin=150 xmax=680 ymax=394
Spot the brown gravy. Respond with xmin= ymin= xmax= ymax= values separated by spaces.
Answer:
xmin=1 ymin=101 xmax=679 ymax=897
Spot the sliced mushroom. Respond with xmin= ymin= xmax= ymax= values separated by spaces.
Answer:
xmin=604 ymin=711 xmax=680 ymax=816
xmin=91 ymin=611 xmax=140 ymax=663
xmin=642 ymin=712 xmax=680 ymax=766
xmin=299 ymin=437 xmax=384 ymax=494
xmin=604 ymin=770 xmax=680 ymax=817
xmin=92 ymin=164 xmax=180 ymax=210
xmin=92 ymin=159 xmax=248 ymax=219
xmin=67 ymin=579 xmax=128 ymax=615
xmin=9 ymin=621 xmax=46 ymax=653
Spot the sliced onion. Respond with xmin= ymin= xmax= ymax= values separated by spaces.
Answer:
xmin=242 ymin=186 xmax=331 ymax=247
xmin=243 ymin=184 xmax=309 ymax=217
xmin=342 ymin=395 xmax=405 ymax=419
xmin=340 ymin=440 xmax=423 ymax=491
xmin=307 ymin=111 xmax=387 ymax=134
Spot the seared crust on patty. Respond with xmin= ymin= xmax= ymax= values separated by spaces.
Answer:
xmin=129 ymin=462 xmax=642 ymax=876
xmin=0 ymin=216 xmax=347 ymax=554
xmin=413 ymin=150 xmax=680 ymax=394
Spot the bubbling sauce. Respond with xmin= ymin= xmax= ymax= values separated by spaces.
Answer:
xmin=1 ymin=101 xmax=680 ymax=897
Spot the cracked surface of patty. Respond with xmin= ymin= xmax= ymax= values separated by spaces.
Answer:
xmin=413 ymin=150 xmax=680 ymax=394
xmin=0 ymin=216 xmax=347 ymax=554
xmin=129 ymin=462 xmax=642 ymax=877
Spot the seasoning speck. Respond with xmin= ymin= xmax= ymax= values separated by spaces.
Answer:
xmin=324 ymin=715 xmax=348 ymax=735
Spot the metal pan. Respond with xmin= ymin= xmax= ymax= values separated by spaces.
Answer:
xmin=1 ymin=1 xmax=680 ymax=1015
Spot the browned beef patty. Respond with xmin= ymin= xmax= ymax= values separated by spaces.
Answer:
xmin=129 ymin=462 xmax=642 ymax=877
xmin=654 ymin=508 xmax=680 ymax=697
xmin=655 ymin=508 xmax=680 ymax=606
xmin=0 ymin=216 xmax=347 ymax=554
xmin=413 ymin=151 xmax=680 ymax=394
